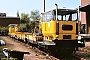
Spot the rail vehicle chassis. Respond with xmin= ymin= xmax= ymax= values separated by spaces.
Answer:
xmin=8 ymin=34 xmax=85 ymax=59
xmin=35 ymin=39 xmax=85 ymax=59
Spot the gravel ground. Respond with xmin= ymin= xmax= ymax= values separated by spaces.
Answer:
xmin=0 ymin=36 xmax=50 ymax=60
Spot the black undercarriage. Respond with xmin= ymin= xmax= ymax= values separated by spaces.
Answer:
xmin=8 ymin=35 xmax=85 ymax=59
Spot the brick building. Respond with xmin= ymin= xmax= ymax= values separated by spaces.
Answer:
xmin=0 ymin=13 xmax=20 ymax=27
xmin=81 ymin=0 xmax=90 ymax=33
xmin=81 ymin=0 xmax=90 ymax=24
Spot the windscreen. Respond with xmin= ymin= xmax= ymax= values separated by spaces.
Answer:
xmin=53 ymin=9 xmax=78 ymax=21
xmin=10 ymin=25 xmax=15 ymax=28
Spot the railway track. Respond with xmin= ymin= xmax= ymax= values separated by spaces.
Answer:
xmin=12 ymin=38 xmax=59 ymax=60
xmin=75 ymin=47 xmax=90 ymax=60
xmin=16 ymin=41 xmax=79 ymax=60
xmin=7 ymin=36 xmax=90 ymax=60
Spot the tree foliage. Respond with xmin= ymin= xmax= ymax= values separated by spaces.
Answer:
xmin=30 ymin=10 xmax=40 ymax=21
xmin=17 ymin=10 xmax=20 ymax=17
xmin=20 ymin=13 xmax=30 ymax=24
xmin=29 ymin=10 xmax=40 ymax=30
xmin=19 ymin=13 xmax=30 ymax=32
xmin=18 ymin=10 xmax=40 ymax=32
xmin=18 ymin=23 xmax=27 ymax=32
xmin=0 ymin=27 xmax=9 ymax=35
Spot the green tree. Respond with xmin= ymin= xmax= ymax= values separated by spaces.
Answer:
xmin=18 ymin=10 xmax=40 ymax=32
xmin=30 ymin=10 xmax=40 ymax=31
xmin=18 ymin=23 xmax=27 ymax=32
xmin=0 ymin=27 xmax=9 ymax=35
xmin=30 ymin=10 xmax=40 ymax=21
xmin=20 ymin=13 xmax=30 ymax=24
xmin=17 ymin=10 xmax=20 ymax=17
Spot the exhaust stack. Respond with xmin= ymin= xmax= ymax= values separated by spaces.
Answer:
xmin=55 ymin=3 xmax=58 ymax=23
xmin=55 ymin=3 xmax=59 ymax=35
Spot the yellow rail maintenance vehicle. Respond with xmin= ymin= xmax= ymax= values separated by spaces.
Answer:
xmin=8 ymin=4 xmax=85 ymax=59
xmin=37 ymin=4 xmax=85 ymax=59
xmin=8 ymin=24 xmax=33 ymax=43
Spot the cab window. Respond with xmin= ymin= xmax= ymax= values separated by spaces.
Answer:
xmin=10 ymin=25 xmax=15 ymax=28
xmin=43 ymin=11 xmax=53 ymax=22
xmin=43 ymin=14 xmax=47 ymax=22
xmin=46 ymin=12 xmax=52 ymax=21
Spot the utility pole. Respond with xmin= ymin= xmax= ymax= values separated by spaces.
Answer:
xmin=44 ymin=0 xmax=45 ymax=12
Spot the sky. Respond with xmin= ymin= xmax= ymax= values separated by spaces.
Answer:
xmin=0 ymin=0 xmax=81 ymax=17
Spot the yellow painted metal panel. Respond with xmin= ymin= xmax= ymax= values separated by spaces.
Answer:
xmin=49 ymin=20 xmax=56 ymax=33
xmin=59 ymin=21 xmax=76 ymax=34
xmin=58 ymin=34 xmax=77 ymax=40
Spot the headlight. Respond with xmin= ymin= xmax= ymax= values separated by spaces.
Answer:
xmin=78 ymin=36 xmax=81 ymax=40
xmin=56 ymin=35 xmax=59 ymax=38
xmin=78 ymin=36 xmax=83 ymax=40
